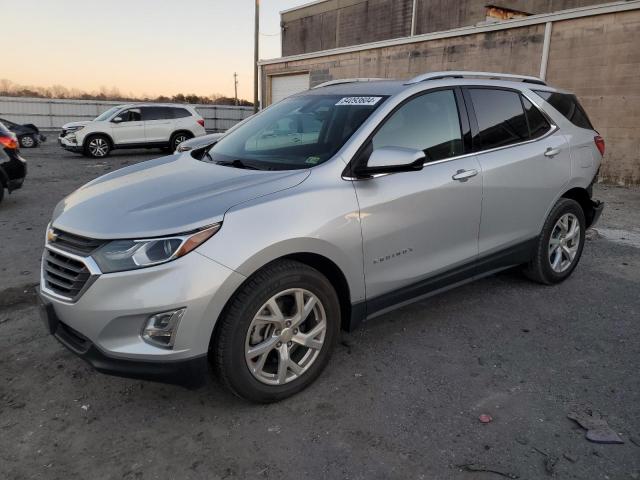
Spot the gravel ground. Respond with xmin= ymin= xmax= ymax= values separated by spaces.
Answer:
xmin=1 ymin=140 xmax=639 ymax=479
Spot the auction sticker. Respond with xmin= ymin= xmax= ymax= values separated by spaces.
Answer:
xmin=336 ymin=96 xmax=382 ymax=106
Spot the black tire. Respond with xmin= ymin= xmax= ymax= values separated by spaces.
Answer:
xmin=19 ymin=135 xmax=36 ymax=148
xmin=0 ymin=185 xmax=4 ymax=204
xmin=170 ymin=132 xmax=192 ymax=151
xmin=212 ymin=259 xmax=341 ymax=403
xmin=524 ymin=198 xmax=586 ymax=285
xmin=83 ymin=134 xmax=111 ymax=158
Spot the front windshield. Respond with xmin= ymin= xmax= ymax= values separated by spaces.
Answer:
xmin=207 ymin=94 xmax=386 ymax=170
xmin=94 ymin=107 xmax=120 ymax=122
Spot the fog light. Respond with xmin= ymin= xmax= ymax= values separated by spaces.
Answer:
xmin=141 ymin=308 xmax=185 ymax=348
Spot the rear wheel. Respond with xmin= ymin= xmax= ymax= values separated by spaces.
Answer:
xmin=19 ymin=135 xmax=36 ymax=148
xmin=84 ymin=135 xmax=111 ymax=158
xmin=0 ymin=184 xmax=4 ymax=204
xmin=170 ymin=132 xmax=191 ymax=151
xmin=212 ymin=260 xmax=340 ymax=403
xmin=524 ymin=198 xmax=585 ymax=285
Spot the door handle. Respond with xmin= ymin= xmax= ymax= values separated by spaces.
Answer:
xmin=452 ymin=169 xmax=478 ymax=182
xmin=544 ymin=147 xmax=561 ymax=157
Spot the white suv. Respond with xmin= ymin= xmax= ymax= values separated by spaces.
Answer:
xmin=59 ymin=104 xmax=206 ymax=158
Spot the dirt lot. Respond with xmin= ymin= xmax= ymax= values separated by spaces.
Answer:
xmin=1 ymin=140 xmax=639 ymax=480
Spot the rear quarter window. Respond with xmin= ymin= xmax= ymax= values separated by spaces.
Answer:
xmin=534 ymin=91 xmax=594 ymax=130
xmin=172 ymin=108 xmax=192 ymax=119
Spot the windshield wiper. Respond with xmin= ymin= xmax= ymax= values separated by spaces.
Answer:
xmin=216 ymin=159 xmax=262 ymax=170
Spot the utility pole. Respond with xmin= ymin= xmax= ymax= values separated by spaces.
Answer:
xmin=253 ymin=0 xmax=260 ymax=113
xmin=233 ymin=72 xmax=239 ymax=106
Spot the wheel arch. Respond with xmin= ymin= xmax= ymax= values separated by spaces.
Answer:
xmin=170 ymin=129 xmax=194 ymax=141
xmin=208 ymin=251 xmax=358 ymax=359
xmin=561 ymin=186 xmax=599 ymax=228
xmin=82 ymin=132 xmax=114 ymax=149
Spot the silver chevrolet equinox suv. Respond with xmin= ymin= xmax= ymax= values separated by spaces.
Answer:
xmin=39 ymin=71 xmax=604 ymax=402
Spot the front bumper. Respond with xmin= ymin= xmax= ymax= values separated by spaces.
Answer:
xmin=40 ymin=301 xmax=208 ymax=387
xmin=39 ymin=249 xmax=246 ymax=387
xmin=58 ymin=135 xmax=83 ymax=152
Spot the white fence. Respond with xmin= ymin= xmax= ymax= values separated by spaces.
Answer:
xmin=0 ymin=96 xmax=254 ymax=132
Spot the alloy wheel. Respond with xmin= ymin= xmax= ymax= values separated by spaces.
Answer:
xmin=245 ymin=288 xmax=327 ymax=386
xmin=173 ymin=135 xmax=188 ymax=149
xmin=21 ymin=136 xmax=35 ymax=148
xmin=88 ymin=138 xmax=109 ymax=157
xmin=548 ymin=213 xmax=581 ymax=273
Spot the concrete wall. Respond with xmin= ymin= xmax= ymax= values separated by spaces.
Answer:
xmin=545 ymin=10 xmax=640 ymax=184
xmin=264 ymin=8 xmax=640 ymax=185
xmin=282 ymin=0 xmax=606 ymax=55
xmin=0 ymin=97 xmax=253 ymax=133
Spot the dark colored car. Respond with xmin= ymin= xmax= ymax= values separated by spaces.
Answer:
xmin=0 ymin=118 xmax=46 ymax=148
xmin=0 ymin=122 xmax=27 ymax=204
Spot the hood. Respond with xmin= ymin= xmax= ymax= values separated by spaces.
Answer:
xmin=51 ymin=154 xmax=310 ymax=239
xmin=62 ymin=121 xmax=91 ymax=130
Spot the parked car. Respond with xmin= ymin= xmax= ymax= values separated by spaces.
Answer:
xmin=59 ymin=104 xmax=206 ymax=158
xmin=0 ymin=118 xmax=46 ymax=148
xmin=40 ymin=71 xmax=604 ymax=402
xmin=175 ymin=132 xmax=224 ymax=153
xmin=0 ymin=122 xmax=27 ymax=204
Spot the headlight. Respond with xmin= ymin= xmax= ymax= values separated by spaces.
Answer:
xmin=65 ymin=125 xmax=85 ymax=133
xmin=92 ymin=223 xmax=221 ymax=273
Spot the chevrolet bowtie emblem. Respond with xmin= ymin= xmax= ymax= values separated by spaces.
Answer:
xmin=47 ymin=228 xmax=58 ymax=243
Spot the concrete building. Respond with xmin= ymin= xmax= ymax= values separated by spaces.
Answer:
xmin=259 ymin=0 xmax=640 ymax=185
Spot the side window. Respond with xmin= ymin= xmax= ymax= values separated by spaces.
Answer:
xmin=522 ymin=97 xmax=551 ymax=140
xmin=142 ymin=107 xmax=171 ymax=121
xmin=172 ymin=108 xmax=191 ymax=119
xmin=118 ymin=108 xmax=141 ymax=122
xmin=469 ymin=89 xmax=529 ymax=150
xmin=534 ymin=91 xmax=594 ymax=130
xmin=371 ymin=89 xmax=463 ymax=162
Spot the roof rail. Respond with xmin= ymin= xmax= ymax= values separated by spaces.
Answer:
xmin=405 ymin=71 xmax=547 ymax=86
xmin=313 ymin=78 xmax=387 ymax=89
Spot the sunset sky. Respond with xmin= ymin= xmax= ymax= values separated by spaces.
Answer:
xmin=2 ymin=0 xmax=311 ymax=100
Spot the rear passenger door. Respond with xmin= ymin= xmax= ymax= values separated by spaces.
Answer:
xmin=142 ymin=107 xmax=174 ymax=143
xmin=354 ymin=88 xmax=483 ymax=303
xmin=464 ymin=87 xmax=570 ymax=256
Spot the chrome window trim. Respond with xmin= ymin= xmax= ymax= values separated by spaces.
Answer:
xmin=342 ymin=88 xmax=558 ymax=181
xmin=40 ymin=244 xmax=102 ymax=304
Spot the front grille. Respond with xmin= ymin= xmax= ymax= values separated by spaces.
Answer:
xmin=43 ymin=249 xmax=91 ymax=300
xmin=50 ymin=229 xmax=106 ymax=256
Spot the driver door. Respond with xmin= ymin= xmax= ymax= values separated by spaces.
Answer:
xmin=111 ymin=108 xmax=144 ymax=145
xmin=352 ymin=89 xmax=483 ymax=307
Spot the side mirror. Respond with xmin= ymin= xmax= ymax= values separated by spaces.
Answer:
xmin=112 ymin=116 xmax=123 ymax=123
xmin=354 ymin=146 xmax=425 ymax=177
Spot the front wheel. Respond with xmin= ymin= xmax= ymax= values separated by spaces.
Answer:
xmin=524 ymin=198 xmax=586 ymax=285
xmin=212 ymin=260 xmax=340 ymax=403
xmin=84 ymin=135 xmax=111 ymax=158
xmin=19 ymin=135 xmax=36 ymax=148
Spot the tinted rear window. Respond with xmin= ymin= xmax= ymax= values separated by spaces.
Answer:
xmin=0 ymin=122 xmax=10 ymax=134
xmin=172 ymin=108 xmax=192 ymax=118
xmin=142 ymin=107 xmax=172 ymax=121
xmin=469 ymin=89 xmax=529 ymax=150
xmin=534 ymin=91 xmax=594 ymax=130
xmin=522 ymin=97 xmax=551 ymax=140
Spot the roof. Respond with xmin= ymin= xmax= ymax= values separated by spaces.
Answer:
xmin=297 ymin=72 xmax=562 ymax=98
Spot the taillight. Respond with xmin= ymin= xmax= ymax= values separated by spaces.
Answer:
xmin=594 ymin=135 xmax=605 ymax=156
xmin=197 ymin=119 xmax=205 ymax=128
xmin=0 ymin=135 xmax=18 ymax=150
